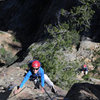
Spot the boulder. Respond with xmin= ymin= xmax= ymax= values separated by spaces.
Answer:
xmin=65 ymin=83 xmax=100 ymax=100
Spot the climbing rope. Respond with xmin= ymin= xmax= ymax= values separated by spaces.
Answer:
xmin=43 ymin=87 xmax=53 ymax=100
xmin=8 ymin=86 xmax=26 ymax=99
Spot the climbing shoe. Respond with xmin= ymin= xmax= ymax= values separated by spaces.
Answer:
xmin=51 ymin=86 xmax=57 ymax=94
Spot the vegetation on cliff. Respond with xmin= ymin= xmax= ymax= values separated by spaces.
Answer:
xmin=28 ymin=0 xmax=100 ymax=90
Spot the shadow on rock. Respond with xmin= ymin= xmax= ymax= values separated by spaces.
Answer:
xmin=65 ymin=83 xmax=100 ymax=100
xmin=0 ymin=86 xmax=12 ymax=100
xmin=0 ymin=63 xmax=5 ymax=67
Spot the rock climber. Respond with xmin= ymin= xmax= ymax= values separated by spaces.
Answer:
xmin=14 ymin=60 xmax=56 ymax=94
xmin=81 ymin=64 xmax=88 ymax=75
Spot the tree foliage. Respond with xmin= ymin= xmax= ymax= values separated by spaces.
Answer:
xmin=29 ymin=0 xmax=98 ymax=90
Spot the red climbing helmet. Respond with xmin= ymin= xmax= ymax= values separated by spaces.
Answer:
xmin=83 ymin=64 xmax=87 ymax=68
xmin=32 ymin=60 xmax=41 ymax=68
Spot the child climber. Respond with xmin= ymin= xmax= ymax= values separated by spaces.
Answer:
xmin=82 ymin=64 xmax=88 ymax=75
xmin=14 ymin=60 xmax=56 ymax=94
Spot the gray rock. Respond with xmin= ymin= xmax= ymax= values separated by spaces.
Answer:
xmin=65 ymin=83 xmax=100 ymax=100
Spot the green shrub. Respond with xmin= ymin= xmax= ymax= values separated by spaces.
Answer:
xmin=20 ymin=64 xmax=28 ymax=69
xmin=29 ymin=43 xmax=80 ymax=90
xmin=46 ymin=0 xmax=95 ymax=49
xmin=47 ymin=23 xmax=80 ymax=49
xmin=12 ymin=37 xmax=20 ymax=42
xmin=0 ymin=48 xmax=17 ymax=66
xmin=0 ymin=31 xmax=5 ymax=34
xmin=28 ymin=0 xmax=96 ymax=90
xmin=82 ymin=74 xmax=90 ymax=81
xmin=92 ymin=50 xmax=100 ymax=73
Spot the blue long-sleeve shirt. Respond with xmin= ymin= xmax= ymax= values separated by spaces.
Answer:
xmin=19 ymin=67 xmax=44 ymax=88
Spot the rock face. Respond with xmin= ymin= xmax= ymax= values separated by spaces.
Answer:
xmin=0 ymin=31 xmax=21 ymax=55
xmin=65 ymin=83 xmax=100 ymax=100
xmin=0 ymin=66 xmax=67 ymax=100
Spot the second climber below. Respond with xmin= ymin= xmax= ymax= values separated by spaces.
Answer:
xmin=82 ymin=64 xmax=88 ymax=75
